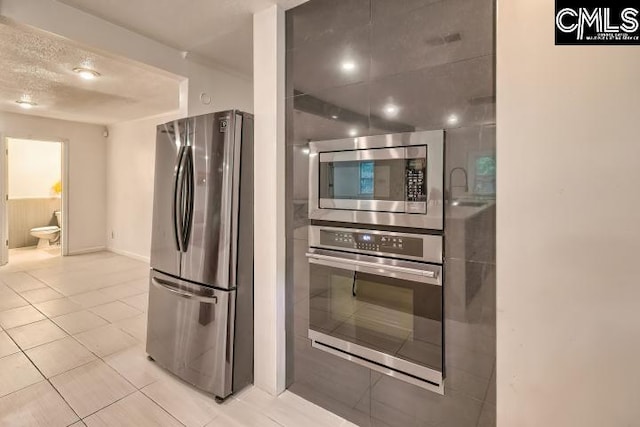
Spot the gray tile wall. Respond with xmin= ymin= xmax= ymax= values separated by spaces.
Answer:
xmin=285 ymin=0 xmax=495 ymax=425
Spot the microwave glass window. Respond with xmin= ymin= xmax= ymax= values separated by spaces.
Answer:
xmin=319 ymin=158 xmax=407 ymax=201
xmin=359 ymin=162 xmax=374 ymax=195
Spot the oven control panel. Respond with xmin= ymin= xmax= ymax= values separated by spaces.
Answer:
xmin=319 ymin=230 xmax=424 ymax=258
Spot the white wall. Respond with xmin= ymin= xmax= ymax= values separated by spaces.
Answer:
xmin=8 ymin=138 xmax=61 ymax=199
xmin=253 ymin=5 xmax=287 ymax=396
xmin=186 ymin=61 xmax=253 ymax=117
xmin=0 ymin=112 xmax=107 ymax=253
xmin=106 ymin=112 xmax=179 ymax=261
xmin=0 ymin=0 xmax=254 ymax=263
xmin=497 ymin=1 xmax=640 ymax=426
xmin=1 ymin=0 xmax=255 ymax=262
xmin=106 ymin=66 xmax=253 ymax=262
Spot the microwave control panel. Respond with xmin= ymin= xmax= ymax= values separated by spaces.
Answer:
xmin=406 ymin=158 xmax=427 ymax=203
xmin=319 ymin=230 xmax=423 ymax=258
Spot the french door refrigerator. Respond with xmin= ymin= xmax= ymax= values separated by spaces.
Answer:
xmin=146 ymin=110 xmax=253 ymax=401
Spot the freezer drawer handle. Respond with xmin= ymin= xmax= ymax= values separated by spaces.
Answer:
xmin=151 ymin=277 xmax=218 ymax=304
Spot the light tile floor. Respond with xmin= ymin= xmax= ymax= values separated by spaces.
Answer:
xmin=0 ymin=248 xmax=355 ymax=427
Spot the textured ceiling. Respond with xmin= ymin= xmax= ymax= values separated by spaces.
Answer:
xmin=0 ymin=18 xmax=182 ymax=125
xmin=55 ymin=0 xmax=310 ymax=76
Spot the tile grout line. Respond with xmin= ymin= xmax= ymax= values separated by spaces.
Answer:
xmin=4 ymin=275 xmax=112 ymax=423
xmin=233 ymin=397 xmax=288 ymax=427
xmin=23 ymin=269 xmax=57 ymax=289
xmin=2 ymin=324 xmax=85 ymax=424
xmin=76 ymin=386 xmax=139 ymax=423
xmin=0 ymin=252 xmax=293 ymax=427
xmin=42 ymin=311 xmax=156 ymax=423
xmin=136 ymin=386 xmax=192 ymax=427
xmin=84 ymin=302 xmax=144 ymax=325
xmin=79 ymin=329 xmax=186 ymax=426
xmin=64 ymin=315 xmax=142 ymax=363
xmin=117 ymin=296 xmax=147 ymax=312
xmin=480 ymin=362 xmax=496 ymax=404
xmin=0 ymin=260 xmax=151 ymax=424
xmin=1 ymin=294 xmax=62 ymax=335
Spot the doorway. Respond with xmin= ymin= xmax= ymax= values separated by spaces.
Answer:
xmin=0 ymin=137 xmax=67 ymax=266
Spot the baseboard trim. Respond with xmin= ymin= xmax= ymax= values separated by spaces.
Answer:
xmin=67 ymin=246 xmax=106 ymax=256
xmin=107 ymin=247 xmax=150 ymax=263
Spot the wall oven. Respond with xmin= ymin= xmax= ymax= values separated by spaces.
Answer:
xmin=309 ymin=130 xmax=444 ymax=230
xmin=307 ymin=225 xmax=444 ymax=394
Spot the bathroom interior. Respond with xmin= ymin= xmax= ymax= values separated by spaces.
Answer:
xmin=6 ymin=137 xmax=63 ymax=260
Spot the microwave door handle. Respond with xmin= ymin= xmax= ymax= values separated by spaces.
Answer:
xmin=328 ymin=163 xmax=334 ymax=192
xmin=306 ymin=253 xmax=440 ymax=285
xmin=319 ymin=147 xmax=405 ymax=163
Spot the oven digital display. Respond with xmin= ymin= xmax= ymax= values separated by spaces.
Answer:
xmin=360 ymin=235 xmax=372 ymax=242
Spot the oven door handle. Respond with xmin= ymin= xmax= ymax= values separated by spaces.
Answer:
xmin=306 ymin=253 xmax=441 ymax=285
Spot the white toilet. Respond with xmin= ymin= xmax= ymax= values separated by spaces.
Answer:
xmin=30 ymin=211 xmax=61 ymax=249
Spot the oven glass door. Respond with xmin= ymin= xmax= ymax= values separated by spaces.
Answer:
xmin=318 ymin=146 xmax=427 ymax=213
xmin=308 ymin=258 xmax=443 ymax=373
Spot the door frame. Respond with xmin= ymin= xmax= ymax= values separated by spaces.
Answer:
xmin=0 ymin=135 xmax=7 ymax=266
xmin=0 ymin=136 xmax=70 ymax=265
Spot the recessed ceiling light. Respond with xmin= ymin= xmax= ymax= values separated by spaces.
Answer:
xmin=383 ymin=104 xmax=400 ymax=118
xmin=447 ymin=114 xmax=460 ymax=126
xmin=15 ymin=99 xmax=36 ymax=109
xmin=348 ymin=128 xmax=358 ymax=137
xmin=73 ymin=67 xmax=101 ymax=80
xmin=341 ymin=60 xmax=357 ymax=73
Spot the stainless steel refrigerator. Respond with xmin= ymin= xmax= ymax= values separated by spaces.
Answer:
xmin=146 ymin=110 xmax=253 ymax=401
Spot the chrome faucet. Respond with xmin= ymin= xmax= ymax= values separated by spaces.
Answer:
xmin=449 ymin=167 xmax=468 ymax=197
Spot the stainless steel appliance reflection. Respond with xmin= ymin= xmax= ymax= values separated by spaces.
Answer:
xmin=308 ymin=130 xmax=444 ymax=230
xmin=146 ymin=111 xmax=253 ymax=401
xmin=307 ymin=225 xmax=445 ymax=394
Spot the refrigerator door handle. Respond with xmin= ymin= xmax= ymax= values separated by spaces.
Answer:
xmin=173 ymin=146 xmax=187 ymax=252
xmin=181 ymin=146 xmax=194 ymax=250
xmin=151 ymin=277 xmax=218 ymax=304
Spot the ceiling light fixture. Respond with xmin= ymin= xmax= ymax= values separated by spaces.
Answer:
xmin=73 ymin=67 xmax=101 ymax=80
xmin=15 ymin=97 xmax=36 ymax=109
xmin=447 ymin=114 xmax=460 ymax=126
xmin=16 ymin=99 xmax=38 ymax=110
xmin=383 ymin=103 xmax=400 ymax=118
xmin=341 ymin=60 xmax=357 ymax=73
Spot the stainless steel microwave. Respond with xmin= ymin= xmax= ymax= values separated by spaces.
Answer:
xmin=308 ymin=130 xmax=445 ymax=230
